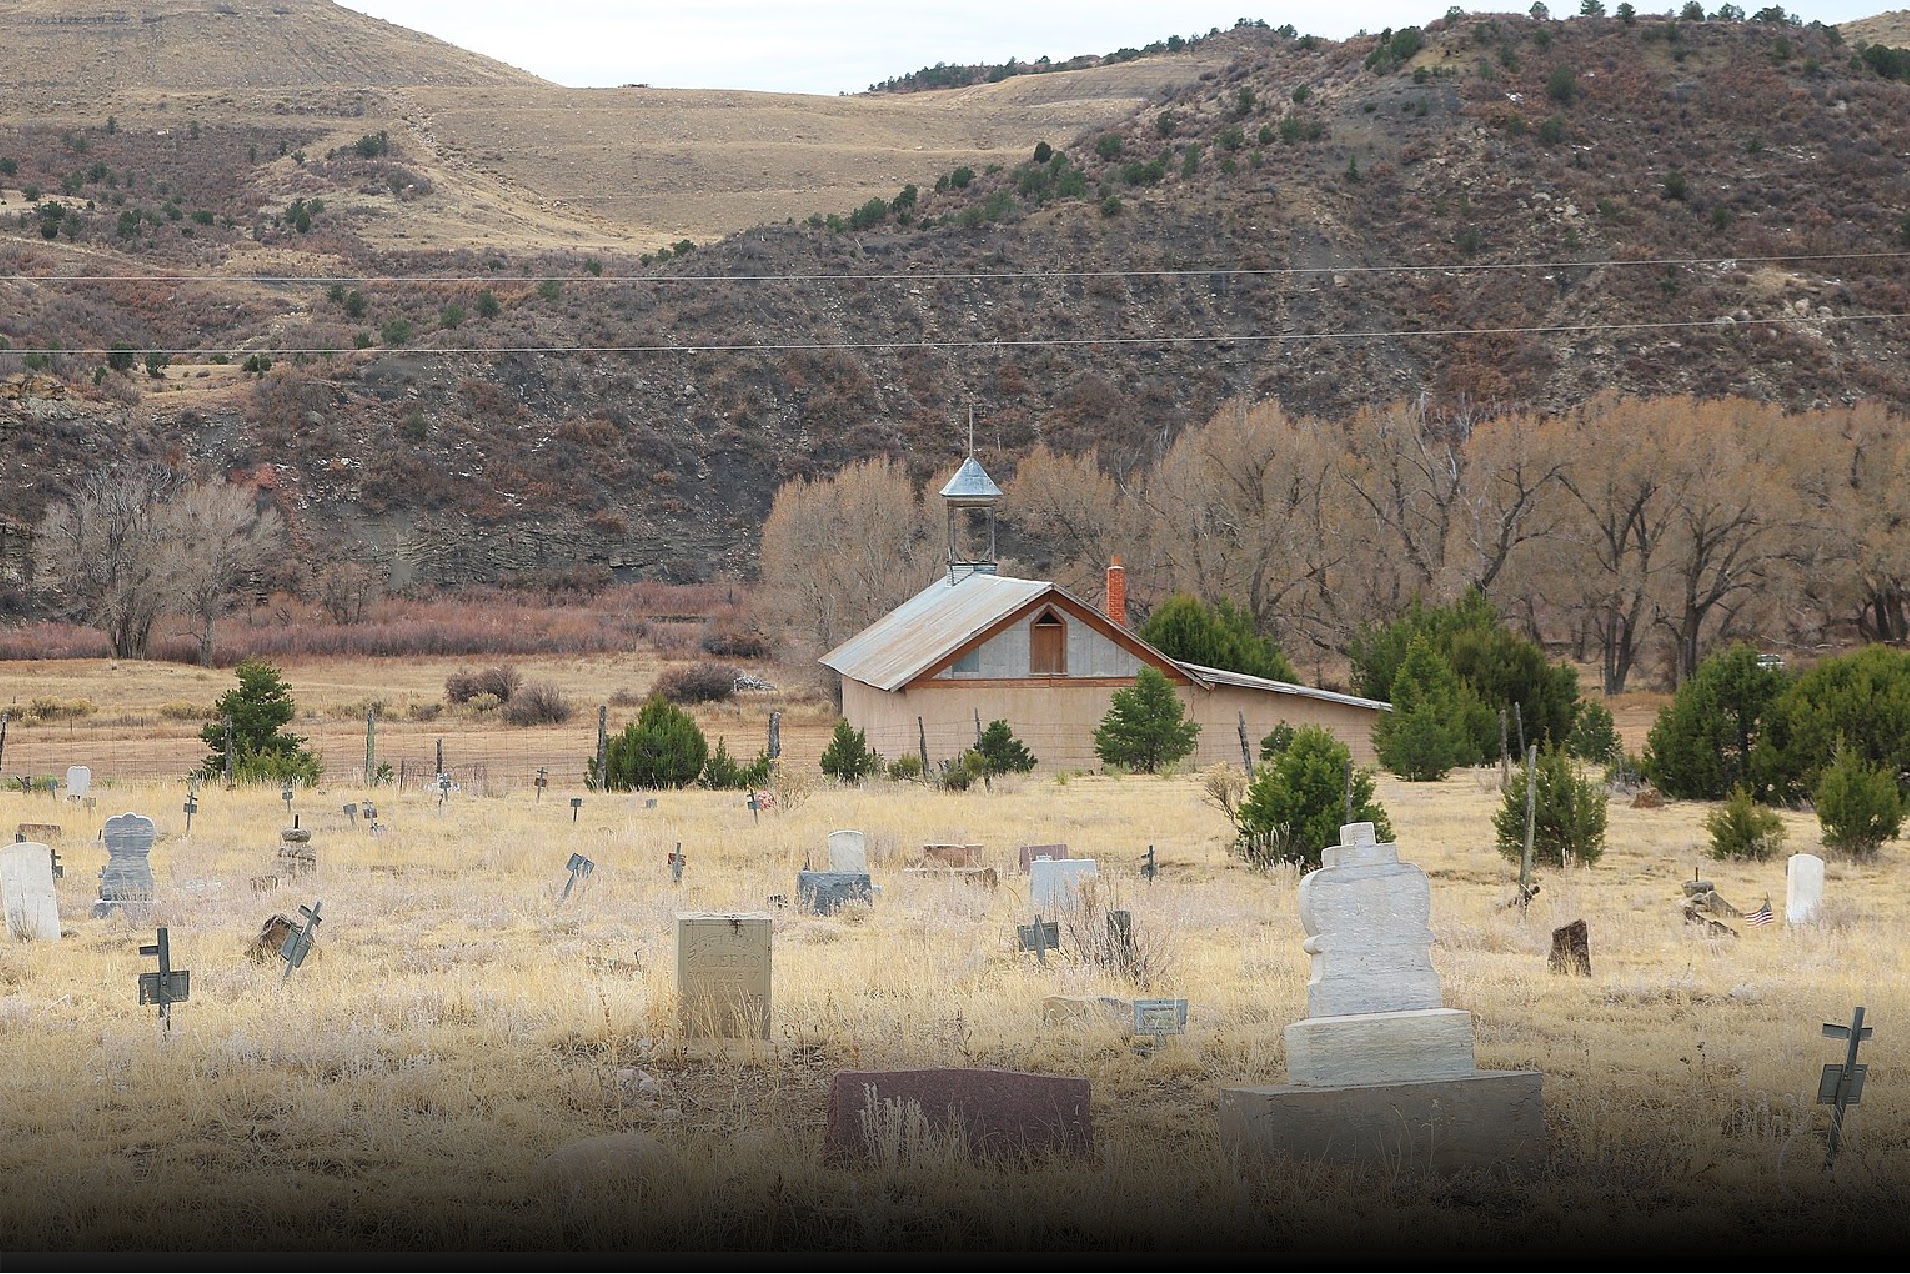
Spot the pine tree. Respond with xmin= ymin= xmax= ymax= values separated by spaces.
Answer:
xmin=1094 ymin=666 xmax=1200 ymax=773
xmin=596 ymin=693 xmax=708 ymax=789
xmin=1374 ymin=637 xmax=1470 ymax=780
xmin=199 ymin=657 xmax=320 ymax=783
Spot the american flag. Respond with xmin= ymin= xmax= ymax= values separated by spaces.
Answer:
xmin=1745 ymin=897 xmax=1775 ymax=926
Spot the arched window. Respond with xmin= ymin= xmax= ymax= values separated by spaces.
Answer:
xmin=1029 ymin=609 xmax=1067 ymax=675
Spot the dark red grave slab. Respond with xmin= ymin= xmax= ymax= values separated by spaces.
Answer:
xmin=1017 ymin=843 xmax=1071 ymax=873
xmin=824 ymin=1067 xmax=1093 ymax=1162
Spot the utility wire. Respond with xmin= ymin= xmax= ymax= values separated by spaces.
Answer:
xmin=1 ymin=251 xmax=1907 ymax=287
xmin=14 ymin=310 xmax=1898 ymax=359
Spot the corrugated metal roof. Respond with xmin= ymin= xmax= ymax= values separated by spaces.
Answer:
xmin=822 ymin=573 xmax=1051 ymax=691
xmin=939 ymin=457 xmax=1003 ymax=501
xmin=1177 ymin=663 xmax=1392 ymax=712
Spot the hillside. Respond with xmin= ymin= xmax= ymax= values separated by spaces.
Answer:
xmin=2 ymin=14 xmax=1910 ymax=594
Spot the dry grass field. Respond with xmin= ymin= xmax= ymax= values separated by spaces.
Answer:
xmin=1 ymin=654 xmax=1906 ymax=1252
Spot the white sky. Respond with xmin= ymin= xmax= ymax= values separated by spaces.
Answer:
xmin=336 ymin=1 xmax=1892 ymax=95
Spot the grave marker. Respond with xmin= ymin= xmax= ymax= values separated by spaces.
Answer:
xmin=1548 ymin=919 xmax=1592 ymax=976
xmin=535 ymin=768 xmax=548 ymax=802
xmin=65 ymin=765 xmax=92 ymax=801
xmin=920 ymin=843 xmax=983 ymax=868
xmin=569 ymin=796 xmax=583 ymax=822
xmin=95 ymin=812 xmax=157 ymax=916
xmin=137 ymin=927 xmax=190 ymax=1029
xmin=669 ymin=843 xmax=685 ymax=885
xmin=182 ymin=794 xmax=198 ymax=834
xmin=676 ymin=913 xmax=772 ymax=1042
xmin=1132 ymin=997 xmax=1189 ymax=1047
xmin=277 ymin=820 xmax=315 ymax=878
xmin=281 ymin=784 xmax=294 ymax=814
xmin=342 ymin=802 xmax=357 ymax=827
xmin=1 ymin=841 xmax=60 ymax=941
xmin=1820 ymin=1006 xmax=1872 ymax=1166
xmin=1141 ymin=846 xmax=1157 ymax=881
xmin=1029 ymin=858 xmax=1098 ymax=914
xmin=1017 ymin=914 xmax=1058 ymax=963
xmin=279 ymin=899 xmax=322 ymax=982
xmin=1018 ymin=843 xmax=1070 ymax=874
xmin=797 ymin=870 xmax=872 ymax=915
xmin=1788 ymin=852 xmax=1825 ymax=924
xmin=827 ymin=830 xmax=868 ymax=872
xmin=562 ymin=853 xmax=595 ymax=901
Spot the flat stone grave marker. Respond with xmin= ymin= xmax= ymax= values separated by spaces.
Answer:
xmin=1549 ymin=919 xmax=1592 ymax=976
xmin=827 ymin=829 xmax=867 ymax=872
xmin=96 ymin=812 xmax=157 ymax=916
xmin=1 ymin=841 xmax=60 ymax=941
xmin=1132 ymin=998 xmax=1189 ymax=1039
xmin=1788 ymin=852 xmax=1825 ymax=924
xmin=16 ymin=823 xmax=61 ymax=842
xmin=1018 ymin=843 xmax=1070 ymax=873
xmin=677 ymin=913 xmax=773 ymax=1042
xmin=797 ymin=870 xmax=872 ymax=915
xmin=921 ymin=843 xmax=982 ymax=868
xmin=64 ymin=766 xmax=91 ymax=800
xmin=824 ymin=1068 xmax=1093 ymax=1163
xmin=902 ymin=866 xmax=998 ymax=889
xmin=1029 ymin=858 xmax=1098 ymax=914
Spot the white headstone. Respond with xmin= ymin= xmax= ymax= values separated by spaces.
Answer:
xmin=1029 ymin=857 xmax=1099 ymax=913
xmin=1294 ymin=821 xmax=1442 ymax=1018
xmin=64 ymin=766 xmax=92 ymax=799
xmin=827 ymin=829 xmax=867 ymax=873
xmin=1 ymin=842 xmax=60 ymax=941
xmin=1786 ymin=852 xmax=1825 ymax=925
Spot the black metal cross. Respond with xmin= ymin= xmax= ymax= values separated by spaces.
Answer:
xmin=137 ymin=927 xmax=190 ymax=1030
xmin=669 ymin=843 xmax=686 ymax=884
xmin=535 ymin=768 xmax=548 ymax=803
xmin=1017 ymin=913 xmax=1058 ymax=965
xmin=748 ymin=790 xmax=759 ymax=825
xmin=1141 ymin=846 xmax=1157 ymax=881
xmin=183 ymin=794 xmax=198 ymax=834
xmin=570 ymin=796 xmax=583 ymax=823
xmin=562 ymin=852 xmax=594 ymax=901
xmin=342 ymin=802 xmax=357 ymax=827
xmin=1820 ymin=1006 xmax=1873 ymax=1166
xmin=280 ymin=899 xmax=323 ymax=983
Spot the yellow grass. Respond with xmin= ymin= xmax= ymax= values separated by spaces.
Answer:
xmin=0 ymin=660 xmax=1903 ymax=1250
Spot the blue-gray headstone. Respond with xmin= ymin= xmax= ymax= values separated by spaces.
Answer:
xmin=96 ymin=812 xmax=157 ymax=914
xmin=797 ymin=870 xmax=872 ymax=916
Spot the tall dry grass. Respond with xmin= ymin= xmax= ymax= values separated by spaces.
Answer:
xmin=1 ymin=751 xmax=1906 ymax=1251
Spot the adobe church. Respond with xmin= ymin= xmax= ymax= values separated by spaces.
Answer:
xmin=820 ymin=455 xmax=1387 ymax=773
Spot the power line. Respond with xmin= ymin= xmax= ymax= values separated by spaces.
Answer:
xmin=1 ymin=250 xmax=1908 ymax=287
xmin=13 ymin=310 xmax=1899 ymax=359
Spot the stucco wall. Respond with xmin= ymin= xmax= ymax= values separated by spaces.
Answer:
xmin=841 ymin=676 xmax=1381 ymax=773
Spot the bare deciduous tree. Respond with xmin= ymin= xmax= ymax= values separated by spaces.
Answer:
xmin=171 ymin=480 xmax=287 ymax=665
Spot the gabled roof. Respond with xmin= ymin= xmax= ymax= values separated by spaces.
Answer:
xmin=822 ymin=574 xmax=1052 ymax=692
xmin=1176 ymin=663 xmax=1391 ymax=712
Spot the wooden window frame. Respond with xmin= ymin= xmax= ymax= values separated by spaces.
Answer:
xmin=1029 ymin=609 xmax=1067 ymax=676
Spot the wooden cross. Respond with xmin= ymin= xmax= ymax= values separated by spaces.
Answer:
xmin=137 ymin=927 xmax=190 ymax=1030
xmin=1819 ymin=1006 xmax=1872 ymax=1166
xmin=280 ymin=899 xmax=323 ymax=983
xmin=562 ymin=853 xmax=594 ymax=901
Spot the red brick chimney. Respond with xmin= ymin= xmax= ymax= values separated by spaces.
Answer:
xmin=1105 ymin=556 xmax=1127 ymax=628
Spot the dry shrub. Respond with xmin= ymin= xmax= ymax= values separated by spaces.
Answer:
xmin=502 ymin=681 xmax=573 ymax=726
xmin=157 ymin=701 xmax=208 ymax=722
xmin=27 ymin=697 xmax=93 ymax=722
xmin=655 ymin=662 xmax=738 ymax=704
xmin=701 ymin=627 xmax=770 ymax=659
xmin=445 ymin=664 xmax=521 ymax=704
xmin=608 ymin=687 xmax=644 ymax=707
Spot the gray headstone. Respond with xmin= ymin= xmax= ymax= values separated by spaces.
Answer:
xmin=1787 ymin=852 xmax=1825 ymax=925
xmin=827 ymin=829 xmax=867 ymax=872
xmin=64 ymin=766 xmax=92 ymax=799
xmin=1294 ymin=822 xmax=1441 ymax=1017
xmin=1 ymin=841 xmax=60 ymax=941
xmin=1029 ymin=857 xmax=1098 ymax=914
xmin=797 ymin=870 xmax=872 ymax=915
xmin=96 ymin=812 xmax=157 ymax=914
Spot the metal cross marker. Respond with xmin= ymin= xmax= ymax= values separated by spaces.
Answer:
xmin=562 ymin=852 xmax=594 ymax=901
xmin=437 ymin=772 xmax=452 ymax=808
xmin=570 ymin=796 xmax=583 ymax=823
xmin=1017 ymin=913 xmax=1058 ymax=964
xmin=281 ymin=784 xmax=294 ymax=814
xmin=137 ymin=927 xmax=190 ymax=1030
xmin=747 ymin=790 xmax=759 ymax=824
xmin=1141 ymin=846 xmax=1157 ymax=881
xmin=1819 ymin=1006 xmax=1873 ymax=1166
xmin=342 ymin=802 xmax=357 ymax=827
xmin=535 ymin=768 xmax=548 ymax=803
xmin=280 ymin=899 xmax=323 ymax=983
xmin=669 ymin=843 xmax=686 ymax=884
xmin=182 ymin=794 xmax=198 ymax=834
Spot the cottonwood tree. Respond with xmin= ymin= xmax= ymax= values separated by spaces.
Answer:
xmin=172 ymin=480 xmax=286 ymax=665
xmin=758 ymin=456 xmax=940 ymax=659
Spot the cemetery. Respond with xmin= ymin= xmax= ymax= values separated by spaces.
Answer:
xmin=0 ymin=710 xmax=1906 ymax=1253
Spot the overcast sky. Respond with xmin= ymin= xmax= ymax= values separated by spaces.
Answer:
xmin=336 ymin=1 xmax=1890 ymax=95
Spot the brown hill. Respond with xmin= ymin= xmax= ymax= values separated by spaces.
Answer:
xmin=2 ymin=15 xmax=1909 ymax=593
xmin=1842 ymin=9 xmax=1910 ymax=46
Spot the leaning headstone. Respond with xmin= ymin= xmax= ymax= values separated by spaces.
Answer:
xmin=95 ymin=812 xmax=157 ymax=916
xmin=1548 ymin=919 xmax=1591 ymax=976
xmin=1018 ymin=843 xmax=1070 ymax=873
xmin=827 ymin=829 xmax=868 ymax=872
xmin=921 ymin=843 xmax=983 ymax=868
xmin=1 ymin=841 xmax=60 ymax=941
xmin=824 ymin=1068 xmax=1093 ymax=1163
xmin=1787 ymin=852 xmax=1825 ymax=925
xmin=1029 ymin=857 xmax=1098 ymax=914
xmin=1220 ymin=822 xmax=1544 ymax=1172
xmin=64 ymin=766 xmax=92 ymax=800
xmin=797 ymin=870 xmax=873 ymax=915
xmin=676 ymin=913 xmax=773 ymax=1043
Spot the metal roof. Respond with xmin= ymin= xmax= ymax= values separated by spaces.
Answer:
xmin=1176 ymin=663 xmax=1392 ymax=712
xmin=939 ymin=456 xmax=1003 ymax=502
xmin=822 ymin=573 xmax=1052 ymax=691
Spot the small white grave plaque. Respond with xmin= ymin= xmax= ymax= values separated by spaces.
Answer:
xmin=1787 ymin=852 xmax=1825 ymax=925
xmin=827 ymin=829 xmax=868 ymax=872
xmin=1132 ymin=998 xmax=1188 ymax=1035
xmin=1029 ymin=857 xmax=1099 ymax=913
xmin=64 ymin=766 xmax=92 ymax=799
xmin=1 ymin=842 xmax=60 ymax=941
